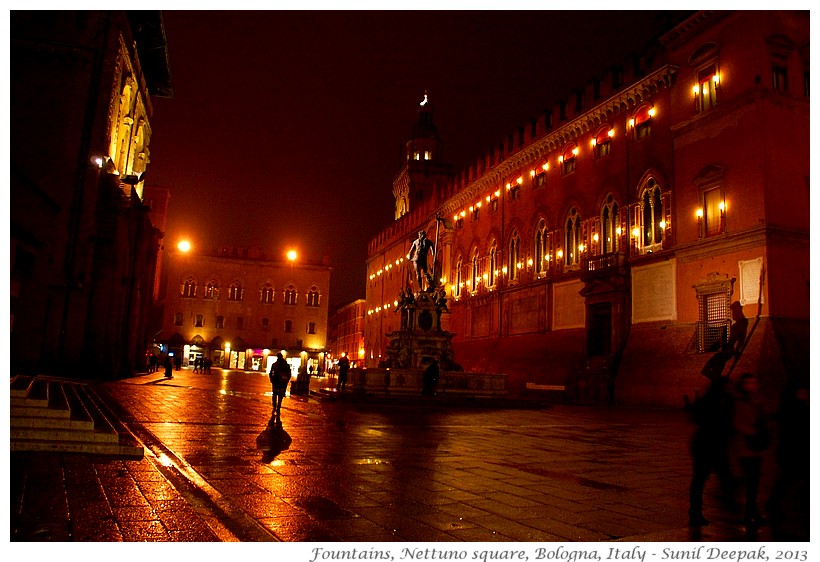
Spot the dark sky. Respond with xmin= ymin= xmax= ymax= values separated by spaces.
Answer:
xmin=147 ymin=10 xmax=691 ymax=309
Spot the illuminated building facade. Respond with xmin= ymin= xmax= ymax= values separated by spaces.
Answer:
xmin=157 ymin=245 xmax=332 ymax=375
xmin=10 ymin=11 xmax=172 ymax=377
xmin=327 ymin=299 xmax=366 ymax=369
xmin=364 ymin=11 xmax=809 ymax=406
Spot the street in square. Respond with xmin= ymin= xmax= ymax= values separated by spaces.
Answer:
xmin=11 ymin=369 xmax=790 ymax=543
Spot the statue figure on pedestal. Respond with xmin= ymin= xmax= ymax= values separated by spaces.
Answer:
xmin=407 ymin=230 xmax=435 ymax=292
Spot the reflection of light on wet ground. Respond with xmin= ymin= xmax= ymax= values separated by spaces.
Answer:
xmin=352 ymin=458 xmax=390 ymax=465
xmin=157 ymin=452 xmax=174 ymax=467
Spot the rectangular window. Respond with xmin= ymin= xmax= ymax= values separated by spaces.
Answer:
xmin=697 ymin=65 xmax=718 ymax=112
xmin=237 ymin=316 xmax=244 ymax=330
xmin=703 ymin=188 xmax=724 ymax=237
xmin=216 ymin=315 xmax=224 ymax=329
xmin=508 ymin=185 xmax=520 ymax=200
xmin=174 ymin=313 xmax=183 ymax=326
xmin=562 ymin=158 xmax=576 ymax=175
xmin=472 ymin=207 xmax=480 ymax=221
xmin=490 ymin=198 xmax=498 ymax=212
xmin=534 ymin=173 xmax=546 ymax=188
xmin=699 ymin=292 xmax=729 ymax=353
xmin=595 ymin=141 xmax=611 ymax=159
xmin=195 ymin=314 xmax=203 ymax=327
xmin=307 ymin=322 xmax=316 ymax=335
xmin=261 ymin=317 xmax=270 ymax=331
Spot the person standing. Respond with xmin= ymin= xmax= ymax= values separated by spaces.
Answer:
xmin=336 ymin=354 xmax=350 ymax=392
xmin=688 ymin=370 xmax=736 ymax=527
xmin=269 ymin=353 xmax=291 ymax=425
xmin=733 ymin=373 xmax=769 ymax=530
xmin=421 ymin=359 xmax=440 ymax=397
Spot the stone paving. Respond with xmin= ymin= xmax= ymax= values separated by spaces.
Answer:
xmin=9 ymin=368 xmax=806 ymax=543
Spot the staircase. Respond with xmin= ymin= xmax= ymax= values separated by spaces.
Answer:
xmin=10 ymin=375 xmax=143 ymax=458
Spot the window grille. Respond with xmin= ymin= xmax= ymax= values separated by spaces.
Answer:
xmin=698 ymin=291 xmax=730 ymax=352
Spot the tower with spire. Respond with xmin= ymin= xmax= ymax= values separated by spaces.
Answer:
xmin=392 ymin=92 xmax=453 ymax=220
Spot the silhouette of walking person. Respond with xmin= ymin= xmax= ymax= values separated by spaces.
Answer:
xmin=688 ymin=364 xmax=736 ymax=527
xmin=336 ymin=354 xmax=350 ymax=392
xmin=732 ymin=372 xmax=770 ymax=531
xmin=268 ymin=353 xmax=291 ymax=426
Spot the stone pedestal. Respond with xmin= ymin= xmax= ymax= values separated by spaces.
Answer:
xmin=381 ymin=288 xmax=460 ymax=370
xmin=359 ymin=286 xmax=507 ymax=398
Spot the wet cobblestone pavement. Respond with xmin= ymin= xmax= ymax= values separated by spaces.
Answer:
xmin=10 ymin=369 xmax=805 ymax=544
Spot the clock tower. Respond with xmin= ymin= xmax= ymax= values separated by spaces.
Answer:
xmin=392 ymin=92 xmax=453 ymax=220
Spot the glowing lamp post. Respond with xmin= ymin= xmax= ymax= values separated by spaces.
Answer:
xmin=178 ymin=240 xmax=191 ymax=253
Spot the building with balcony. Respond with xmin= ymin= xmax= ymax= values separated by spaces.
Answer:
xmin=10 ymin=11 xmax=173 ymax=378
xmin=156 ymin=245 xmax=332 ymax=375
xmin=364 ymin=11 xmax=809 ymax=407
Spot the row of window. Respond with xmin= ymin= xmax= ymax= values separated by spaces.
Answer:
xmin=179 ymin=279 xmax=321 ymax=306
xmin=174 ymin=312 xmax=318 ymax=334
xmin=450 ymin=180 xmax=671 ymax=297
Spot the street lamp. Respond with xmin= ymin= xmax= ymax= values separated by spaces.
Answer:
xmin=178 ymin=240 xmax=191 ymax=253
xmin=287 ymin=249 xmax=297 ymax=262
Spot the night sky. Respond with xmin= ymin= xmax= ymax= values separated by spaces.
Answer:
xmin=147 ymin=10 xmax=692 ymax=309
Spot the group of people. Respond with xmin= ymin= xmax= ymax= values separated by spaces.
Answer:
xmin=192 ymin=357 xmax=212 ymax=374
xmin=687 ymin=300 xmax=807 ymax=537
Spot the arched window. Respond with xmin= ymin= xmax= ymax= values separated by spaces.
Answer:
xmin=534 ymin=219 xmax=548 ymax=275
xmin=260 ymin=283 xmax=274 ymax=304
xmin=228 ymin=281 xmax=243 ymax=301
xmin=593 ymin=125 xmax=614 ymax=158
xmin=454 ymin=256 xmax=463 ymax=297
xmin=508 ymin=230 xmax=521 ymax=281
xmin=284 ymin=319 xmax=293 ymax=333
xmin=636 ymin=178 xmax=665 ymax=251
xmin=532 ymin=161 xmax=548 ymax=188
xmin=565 ymin=208 xmax=582 ymax=267
xmin=488 ymin=241 xmax=498 ymax=287
xmin=284 ymin=285 xmax=297 ymax=306
xmin=470 ymin=249 xmax=480 ymax=292
xmin=204 ymin=279 xmax=219 ymax=300
xmin=561 ymin=142 xmax=578 ymax=175
xmin=632 ymin=104 xmax=654 ymax=140
xmin=181 ymin=277 xmax=197 ymax=298
xmin=306 ymin=286 xmax=320 ymax=307
xmin=601 ymin=195 xmax=620 ymax=254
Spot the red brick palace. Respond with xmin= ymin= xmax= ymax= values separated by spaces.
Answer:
xmin=363 ymin=11 xmax=809 ymax=407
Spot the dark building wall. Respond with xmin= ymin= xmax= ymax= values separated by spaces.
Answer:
xmin=10 ymin=11 xmax=169 ymax=377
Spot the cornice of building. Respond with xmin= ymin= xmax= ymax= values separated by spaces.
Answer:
xmin=440 ymin=64 xmax=679 ymax=217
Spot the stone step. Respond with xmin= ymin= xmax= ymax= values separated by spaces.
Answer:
xmin=10 ymin=438 xmax=144 ymax=458
xmin=10 ymin=415 xmax=95 ymax=431
xmin=9 ymin=376 xmax=143 ymax=457
xmin=10 ymin=374 xmax=34 ymax=398
xmin=10 ymin=425 xmax=119 ymax=443
xmin=10 ymin=404 xmax=72 ymax=418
